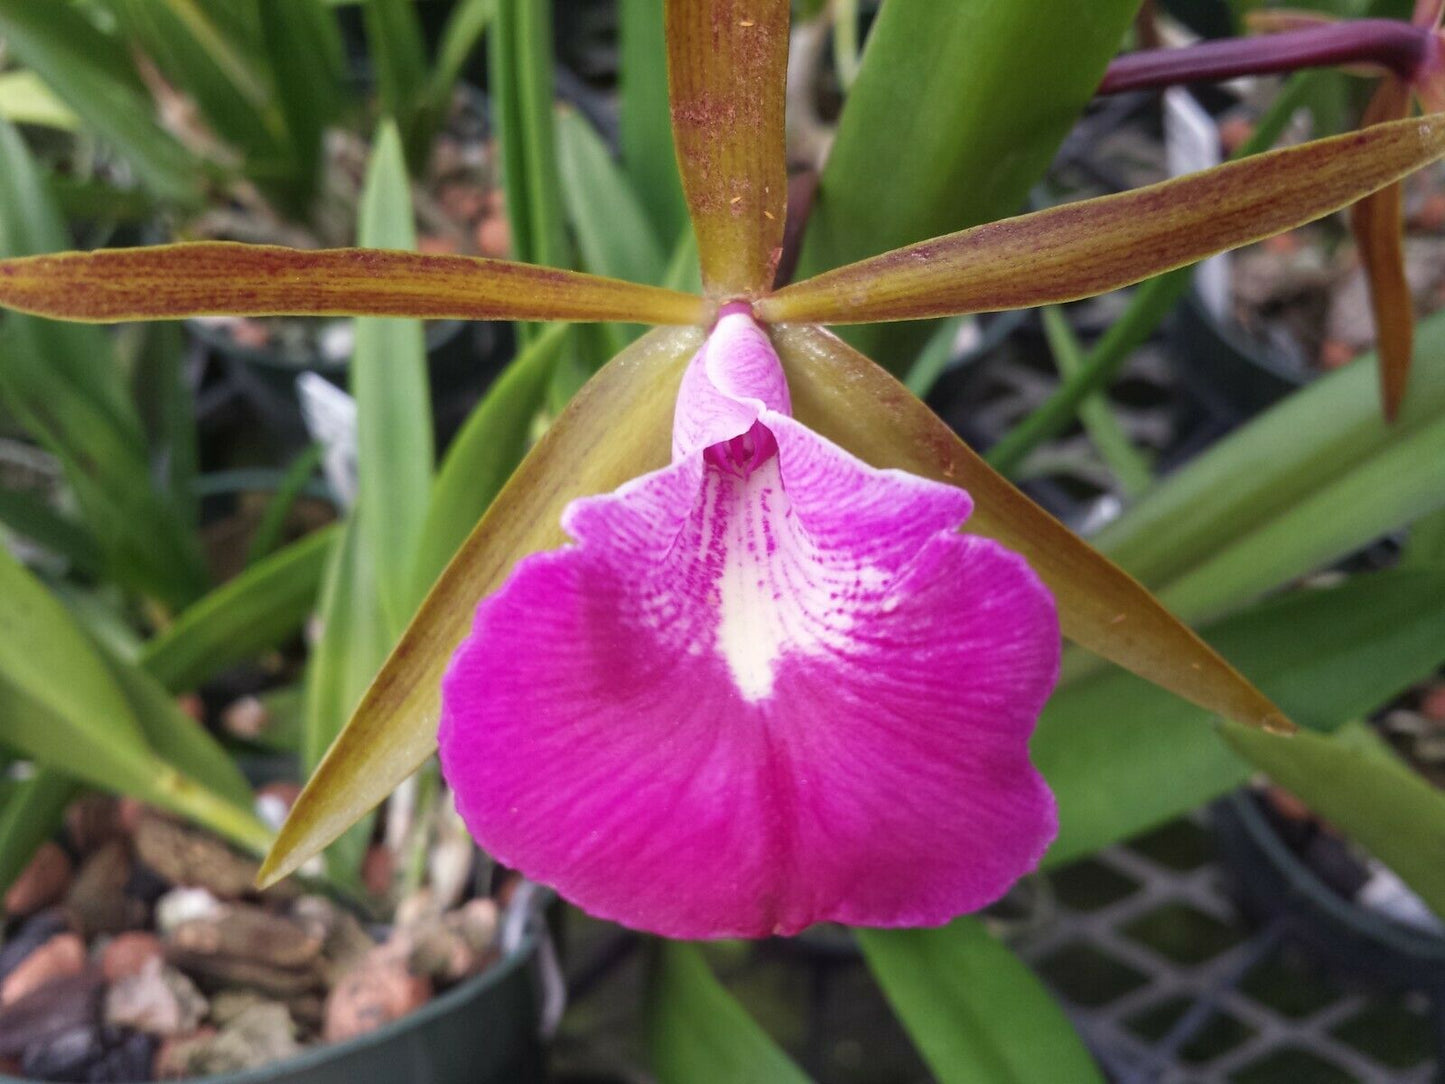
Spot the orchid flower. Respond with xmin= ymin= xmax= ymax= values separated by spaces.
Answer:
xmin=4 ymin=1 xmax=1445 ymax=935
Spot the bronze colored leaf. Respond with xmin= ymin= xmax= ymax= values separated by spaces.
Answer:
xmin=665 ymin=0 xmax=789 ymax=298
xmin=770 ymin=324 xmax=1293 ymax=734
xmin=258 ymin=326 xmax=704 ymax=887
xmin=0 ymin=242 xmax=709 ymax=325
xmin=1351 ymin=79 xmax=1416 ymax=421
xmin=758 ymin=113 xmax=1445 ymax=326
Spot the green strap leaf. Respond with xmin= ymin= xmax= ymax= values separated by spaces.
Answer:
xmin=1040 ymin=570 xmax=1445 ymax=866
xmin=1089 ymin=308 xmax=1445 ymax=627
xmin=858 ymin=921 xmax=1102 ymax=1084
xmin=555 ymin=107 xmax=667 ymax=285
xmin=0 ymin=0 xmax=202 ymax=205
xmin=362 ymin=0 xmax=429 ymax=167
xmin=648 ymin=943 xmax=813 ymax=1084
xmin=139 ymin=527 xmax=336 ymax=692
xmin=619 ymin=0 xmax=689 ymax=247
xmin=100 ymin=0 xmax=282 ymax=169
xmin=791 ymin=0 xmax=1141 ymax=369
xmin=0 ymin=769 xmax=78 ymax=896
xmin=1040 ymin=306 xmax=1152 ymax=497
xmin=0 ymin=547 xmax=270 ymax=854
xmin=99 ymin=644 xmax=254 ymax=810
xmin=353 ymin=120 xmax=435 ymax=635
xmin=248 ymin=444 xmax=325 ymax=566
xmin=259 ymin=0 xmax=349 ymax=210
xmin=0 ymin=489 xmax=103 ymax=576
xmin=303 ymin=517 xmax=389 ymax=882
xmin=490 ymin=0 xmax=570 ymax=290
xmin=0 ymin=117 xmax=207 ymax=607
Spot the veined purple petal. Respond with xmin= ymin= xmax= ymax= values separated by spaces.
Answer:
xmin=439 ymin=310 xmax=1060 ymax=939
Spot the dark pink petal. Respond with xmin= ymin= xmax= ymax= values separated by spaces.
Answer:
xmin=439 ymin=313 xmax=1059 ymax=938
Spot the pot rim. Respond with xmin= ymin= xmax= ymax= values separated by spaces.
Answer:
xmin=1220 ymin=789 xmax=1445 ymax=962
xmin=0 ymin=919 xmax=540 ymax=1084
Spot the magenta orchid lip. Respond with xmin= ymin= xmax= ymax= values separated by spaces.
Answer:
xmin=436 ymin=310 xmax=1059 ymax=939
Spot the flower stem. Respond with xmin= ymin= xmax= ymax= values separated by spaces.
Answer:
xmin=1098 ymin=19 xmax=1431 ymax=96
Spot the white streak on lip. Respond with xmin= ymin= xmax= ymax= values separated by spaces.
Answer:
xmin=710 ymin=452 xmax=883 ymax=702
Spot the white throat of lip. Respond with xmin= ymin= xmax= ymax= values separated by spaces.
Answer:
xmin=710 ymin=452 xmax=881 ymax=702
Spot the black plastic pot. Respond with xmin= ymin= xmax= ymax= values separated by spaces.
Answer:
xmin=1212 ymin=790 xmax=1445 ymax=994
xmin=1169 ymin=288 xmax=1309 ymax=426
xmin=0 ymin=924 xmax=544 ymax=1084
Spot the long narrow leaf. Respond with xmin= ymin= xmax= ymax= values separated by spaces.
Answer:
xmin=858 ymin=921 xmax=1103 ymax=1084
xmin=0 ymin=489 xmax=103 ymax=575
xmin=648 ymin=944 xmax=812 ymax=1084
xmin=260 ymin=326 xmax=704 ymax=885
xmin=770 ymin=325 xmax=1290 ymax=732
xmin=664 ymin=0 xmax=789 ymax=296
xmin=248 ymin=444 xmax=324 ymax=566
xmin=0 ymin=243 xmax=707 ymax=325
xmin=0 ymin=71 xmax=80 ymax=130
xmin=1040 ymin=306 xmax=1152 ymax=496
xmin=429 ymin=0 xmax=496 ymax=104
xmin=619 ymin=0 xmax=689 ymax=246
xmin=302 ymin=517 xmax=388 ymax=882
xmin=1040 ymin=571 xmax=1445 ymax=865
xmin=0 ymin=0 xmax=202 ymax=205
xmin=490 ymin=0 xmax=569 ymax=281
xmin=556 ymin=108 xmax=667 ymax=350
xmin=363 ymin=0 xmax=428 ymax=166
xmin=762 ymin=114 xmax=1445 ymax=325
xmin=556 ymin=109 xmax=668 ymax=287
xmin=259 ymin=0 xmax=348 ymax=209
xmin=139 ymin=527 xmax=336 ymax=692
xmin=1091 ymin=310 xmax=1445 ymax=623
xmin=0 ymin=548 xmax=270 ymax=853
xmin=127 ymin=321 xmax=200 ymax=531
xmin=0 ymin=770 xmax=77 ymax=896
xmin=99 ymin=646 xmax=254 ymax=809
xmin=353 ymin=122 xmax=434 ymax=634
xmin=101 ymin=0 xmax=281 ymax=168
xmin=791 ymin=0 xmax=1140 ymax=368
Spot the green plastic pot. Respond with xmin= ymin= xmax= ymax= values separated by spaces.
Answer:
xmin=1213 ymin=791 xmax=1445 ymax=991
xmin=1 ymin=925 xmax=544 ymax=1084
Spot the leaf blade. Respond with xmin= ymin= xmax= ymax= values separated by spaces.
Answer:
xmin=0 ymin=0 xmax=202 ymax=205
xmin=619 ymin=0 xmax=689 ymax=246
xmin=858 ymin=921 xmax=1103 ymax=1084
xmin=791 ymin=0 xmax=1141 ymax=368
xmin=648 ymin=944 xmax=812 ymax=1084
xmin=353 ymin=121 xmax=434 ymax=634
xmin=139 ymin=527 xmax=336 ymax=692
xmin=1041 ymin=570 xmax=1445 ymax=866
